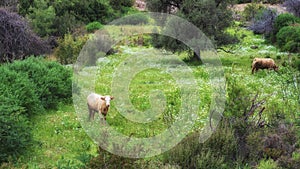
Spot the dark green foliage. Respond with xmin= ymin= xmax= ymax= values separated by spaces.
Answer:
xmin=274 ymin=13 xmax=300 ymax=34
xmin=276 ymin=26 xmax=300 ymax=53
xmin=0 ymin=96 xmax=32 ymax=163
xmin=24 ymin=0 xmax=123 ymax=37
xmin=0 ymin=67 xmax=35 ymax=162
xmin=18 ymin=0 xmax=34 ymax=16
xmin=27 ymin=0 xmax=56 ymax=37
xmin=109 ymin=0 xmax=134 ymax=10
xmin=86 ymin=21 xmax=103 ymax=33
xmin=0 ymin=57 xmax=73 ymax=163
xmin=7 ymin=57 xmax=73 ymax=109
xmin=0 ymin=66 xmax=41 ymax=116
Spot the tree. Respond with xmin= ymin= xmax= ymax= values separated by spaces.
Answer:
xmin=249 ymin=8 xmax=278 ymax=35
xmin=148 ymin=0 xmax=236 ymax=61
xmin=0 ymin=9 xmax=49 ymax=62
xmin=27 ymin=0 xmax=57 ymax=37
xmin=283 ymin=0 xmax=300 ymax=17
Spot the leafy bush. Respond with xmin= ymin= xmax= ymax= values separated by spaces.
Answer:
xmin=257 ymin=159 xmax=279 ymax=169
xmin=249 ymin=8 xmax=278 ymax=35
xmin=27 ymin=0 xmax=56 ymax=37
xmin=7 ymin=57 xmax=73 ymax=109
xmin=276 ymin=25 xmax=300 ymax=53
xmin=54 ymin=34 xmax=89 ymax=64
xmin=0 ymin=66 xmax=41 ymax=115
xmin=0 ymin=96 xmax=32 ymax=163
xmin=274 ymin=13 xmax=300 ymax=34
xmin=0 ymin=8 xmax=49 ymax=62
xmin=86 ymin=21 xmax=103 ymax=33
xmin=243 ymin=3 xmax=266 ymax=21
xmin=283 ymin=0 xmax=300 ymax=17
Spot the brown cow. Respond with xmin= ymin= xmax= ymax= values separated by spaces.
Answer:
xmin=251 ymin=58 xmax=278 ymax=74
xmin=87 ymin=93 xmax=114 ymax=121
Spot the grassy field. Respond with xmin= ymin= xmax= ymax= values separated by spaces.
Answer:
xmin=8 ymin=26 xmax=300 ymax=168
xmin=12 ymin=105 xmax=98 ymax=169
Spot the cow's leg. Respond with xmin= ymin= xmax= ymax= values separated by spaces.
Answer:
xmin=88 ymin=104 xmax=95 ymax=121
xmin=252 ymin=67 xmax=256 ymax=74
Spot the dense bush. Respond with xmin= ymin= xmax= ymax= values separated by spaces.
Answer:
xmin=0 ymin=8 xmax=49 ymax=62
xmin=27 ymin=0 xmax=56 ymax=37
xmin=274 ymin=13 xmax=300 ymax=34
xmin=276 ymin=25 xmax=300 ymax=53
xmin=0 ymin=96 xmax=32 ymax=163
xmin=0 ymin=57 xmax=73 ymax=162
xmin=0 ymin=66 xmax=41 ymax=115
xmin=0 ymin=67 xmax=36 ymax=162
xmin=54 ymin=34 xmax=89 ymax=64
xmin=249 ymin=8 xmax=278 ymax=35
xmin=86 ymin=21 xmax=103 ymax=33
xmin=7 ymin=57 xmax=73 ymax=109
xmin=22 ymin=0 xmax=135 ymax=37
xmin=243 ymin=3 xmax=266 ymax=21
xmin=283 ymin=0 xmax=300 ymax=17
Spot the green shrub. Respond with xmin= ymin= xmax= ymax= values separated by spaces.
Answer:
xmin=54 ymin=33 xmax=89 ymax=64
xmin=276 ymin=26 xmax=300 ymax=53
xmin=0 ymin=96 xmax=32 ymax=163
xmin=257 ymin=159 xmax=279 ymax=169
xmin=7 ymin=57 xmax=72 ymax=109
xmin=85 ymin=21 xmax=103 ymax=33
xmin=243 ymin=3 xmax=266 ymax=21
xmin=0 ymin=66 xmax=41 ymax=115
xmin=274 ymin=13 xmax=300 ymax=33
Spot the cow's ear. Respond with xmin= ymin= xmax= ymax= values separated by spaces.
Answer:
xmin=110 ymin=96 xmax=114 ymax=100
xmin=100 ymin=96 xmax=105 ymax=100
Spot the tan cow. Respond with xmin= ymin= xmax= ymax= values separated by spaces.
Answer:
xmin=252 ymin=58 xmax=278 ymax=74
xmin=87 ymin=93 xmax=114 ymax=121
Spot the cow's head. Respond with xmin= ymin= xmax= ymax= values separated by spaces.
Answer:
xmin=101 ymin=96 xmax=114 ymax=107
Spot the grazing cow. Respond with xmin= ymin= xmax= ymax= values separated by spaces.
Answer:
xmin=252 ymin=58 xmax=278 ymax=74
xmin=87 ymin=93 xmax=114 ymax=121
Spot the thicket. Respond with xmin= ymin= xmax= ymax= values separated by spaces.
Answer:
xmin=149 ymin=0 xmax=237 ymax=61
xmin=283 ymin=0 xmax=300 ymax=17
xmin=276 ymin=25 xmax=300 ymax=53
xmin=249 ymin=8 xmax=300 ymax=54
xmin=7 ymin=57 xmax=72 ymax=109
xmin=0 ymin=8 xmax=49 ymax=63
xmin=20 ymin=0 xmax=135 ymax=37
xmin=0 ymin=57 xmax=72 ymax=162
xmin=54 ymin=34 xmax=89 ymax=65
